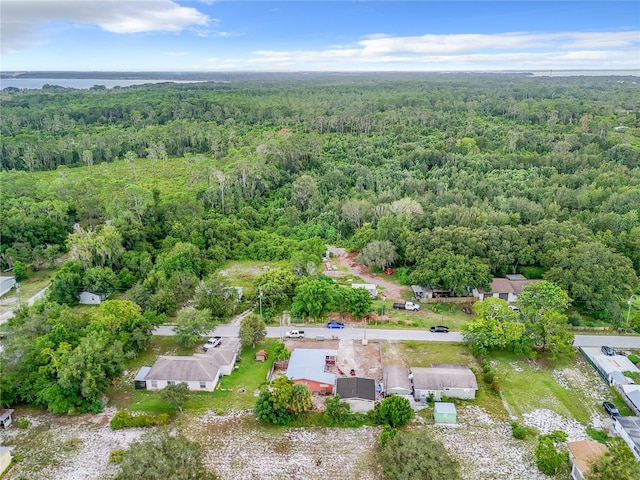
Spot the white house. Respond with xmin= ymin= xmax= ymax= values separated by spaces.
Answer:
xmin=144 ymin=355 xmax=221 ymax=392
xmin=351 ymin=283 xmax=378 ymax=299
xmin=79 ymin=291 xmax=109 ymax=305
xmin=204 ymin=347 xmax=238 ymax=376
xmin=411 ymin=364 xmax=478 ymax=402
xmin=472 ymin=274 xmax=539 ymax=303
xmin=0 ymin=276 xmax=16 ymax=297
xmin=0 ymin=447 xmax=12 ymax=476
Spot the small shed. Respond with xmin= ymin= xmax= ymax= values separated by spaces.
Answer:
xmin=134 ymin=366 xmax=151 ymax=389
xmin=351 ymin=283 xmax=378 ymax=299
xmin=434 ymin=402 xmax=456 ymax=424
xmin=567 ymin=440 xmax=607 ymax=480
xmin=0 ymin=409 xmax=15 ymax=429
xmin=256 ymin=350 xmax=268 ymax=362
xmin=0 ymin=276 xmax=16 ymax=297
xmin=79 ymin=291 xmax=109 ymax=305
xmin=0 ymin=447 xmax=12 ymax=476
xmin=336 ymin=377 xmax=376 ymax=413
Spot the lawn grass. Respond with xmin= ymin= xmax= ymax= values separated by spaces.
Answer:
xmin=0 ymin=270 xmax=54 ymax=314
xmin=369 ymin=301 xmax=472 ymax=331
xmin=219 ymin=259 xmax=290 ymax=298
xmin=489 ymin=351 xmax=593 ymax=423
xmin=109 ymin=337 xmax=279 ymax=414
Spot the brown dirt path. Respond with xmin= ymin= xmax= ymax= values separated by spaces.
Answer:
xmin=325 ymin=246 xmax=411 ymax=301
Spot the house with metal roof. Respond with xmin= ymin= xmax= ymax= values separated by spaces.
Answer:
xmin=613 ymin=415 xmax=640 ymax=460
xmin=411 ymin=364 xmax=478 ymax=402
xmin=286 ymin=348 xmax=336 ymax=394
xmin=382 ymin=365 xmax=412 ymax=396
xmin=336 ymin=377 xmax=376 ymax=412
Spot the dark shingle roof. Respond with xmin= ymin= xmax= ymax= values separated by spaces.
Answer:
xmin=336 ymin=377 xmax=376 ymax=401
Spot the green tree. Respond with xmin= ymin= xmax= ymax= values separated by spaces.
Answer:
xmin=344 ymin=287 xmax=373 ymax=320
xmin=356 ymin=240 xmax=399 ymax=270
xmin=375 ymin=395 xmax=414 ymax=428
xmin=380 ymin=429 xmax=461 ymax=480
xmin=462 ymin=298 xmax=526 ymax=354
xmin=194 ymin=273 xmax=238 ymax=321
xmin=545 ymin=242 xmax=638 ymax=314
xmin=48 ymin=262 xmax=83 ymax=306
xmin=254 ymin=375 xmax=311 ymax=424
xmin=289 ymin=383 xmax=313 ymax=416
xmin=83 ymin=266 xmax=118 ymax=295
xmin=115 ymin=430 xmax=215 ymax=480
xmin=291 ymin=278 xmax=339 ymax=321
xmin=409 ymin=249 xmax=491 ymax=297
xmin=174 ymin=308 xmax=214 ymax=348
xmin=160 ymin=382 xmax=189 ymax=413
xmin=518 ymin=281 xmax=574 ymax=358
xmin=588 ymin=438 xmax=640 ymax=480
xmin=13 ymin=260 xmax=27 ymax=281
xmin=155 ymin=242 xmax=204 ymax=278
xmin=239 ymin=313 xmax=266 ymax=348
xmin=253 ymin=267 xmax=299 ymax=310
xmin=324 ymin=394 xmax=351 ymax=426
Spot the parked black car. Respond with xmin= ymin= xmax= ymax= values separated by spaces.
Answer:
xmin=602 ymin=401 xmax=620 ymax=418
xmin=430 ymin=325 xmax=449 ymax=333
xmin=601 ymin=345 xmax=615 ymax=356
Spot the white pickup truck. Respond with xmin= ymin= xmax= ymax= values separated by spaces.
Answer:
xmin=392 ymin=302 xmax=420 ymax=311
xmin=285 ymin=330 xmax=305 ymax=338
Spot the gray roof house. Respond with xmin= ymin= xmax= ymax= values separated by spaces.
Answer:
xmin=286 ymin=348 xmax=337 ymax=394
xmin=144 ymin=354 xmax=221 ymax=392
xmin=411 ymin=364 xmax=478 ymax=402
xmin=383 ymin=365 xmax=412 ymax=396
xmin=79 ymin=291 xmax=109 ymax=305
xmin=351 ymin=283 xmax=378 ymax=298
xmin=204 ymin=347 xmax=238 ymax=376
xmin=472 ymin=274 xmax=539 ymax=303
xmin=613 ymin=415 xmax=640 ymax=461
xmin=0 ymin=276 xmax=16 ymax=297
xmin=336 ymin=377 xmax=376 ymax=412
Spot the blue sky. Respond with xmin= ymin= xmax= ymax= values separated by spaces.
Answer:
xmin=1 ymin=1 xmax=639 ymax=71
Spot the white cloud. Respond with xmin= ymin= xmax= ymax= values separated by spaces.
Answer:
xmin=246 ymin=31 xmax=640 ymax=71
xmin=164 ymin=51 xmax=188 ymax=57
xmin=1 ymin=0 xmax=209 ymax=53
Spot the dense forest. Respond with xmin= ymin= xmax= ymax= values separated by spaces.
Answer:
xmin=1 ymin=74 xmax=639 ymax=324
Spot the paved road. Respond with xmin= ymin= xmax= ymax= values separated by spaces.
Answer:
xmin=0 ymin=285 xmax=50 ymax=325
xmin=152 ymin=325 xmax=640 ymax=348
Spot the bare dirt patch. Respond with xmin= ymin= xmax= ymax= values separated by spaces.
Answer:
xmin=327 ymin=246 xmax=410 ymax=301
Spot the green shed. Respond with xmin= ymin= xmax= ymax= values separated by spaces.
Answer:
xmin=434 ymin=402 xmax=457 ymax=424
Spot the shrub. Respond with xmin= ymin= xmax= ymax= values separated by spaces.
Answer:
xmin=109 ymin=449 xmax=125 ymax=463
xmin=17 ymin=418 xmax=29 ymax=429
xmin=491 ymin=376 xmax=501 ymax=393
xmin=374 ymin=395 xmax=414 ymax=428
xmin=568 ymin=311 xmax=583 ymax=326
xmin=110 ymin=411 xmax=170 ymax=430
xmin=483 ymin=371 xmax=495 ymax=384
xmin=627 ymin=354 xmax=640 ymax=365
xmin=535 ymin=431 xmax=569 ymax=475
xmin=379 ymin=425 xmax=397 ymax=447
xmin=324 ymin=395 xmax=351 ymax=426
xmin=511 ymin=422 xmax=527 ymax=440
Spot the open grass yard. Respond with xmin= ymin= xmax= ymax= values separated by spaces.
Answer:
xmin=219 ymin=260 xmax=290 ymax=299
xmin=491 ymin=352 xmax=611 ymax=425
xmin=0 ymin=270 xmax=54 ymax=315
xmin=106 ymin=337 xmax=279 ymax=414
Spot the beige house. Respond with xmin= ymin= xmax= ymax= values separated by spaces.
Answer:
xmin=472 ymin=274 xmax=539 ymax=303
xmin=567 ymin=440 xmax=607 ymax=480
xmin=411 ymin=364 xmax=478 ymax=402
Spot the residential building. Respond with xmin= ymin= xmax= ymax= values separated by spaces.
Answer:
xmin=286 ymin=348 xmax=336 ymax=394
xmin=411 ymin=364 xmax=478 ymax=402
xmin=382 ymin=365 xmax=412 ymax=396
xmin=335 ymin=377 xmax=376 ymax=412
xmin=567 ymin=440 xmax=607 ymax=480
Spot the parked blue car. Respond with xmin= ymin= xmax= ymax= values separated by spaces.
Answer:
xmin=326 ymin=321 xmax=345 ymax=329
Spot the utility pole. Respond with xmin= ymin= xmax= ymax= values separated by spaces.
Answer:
xmin=626 ymin=295 xmax=635 ymax=329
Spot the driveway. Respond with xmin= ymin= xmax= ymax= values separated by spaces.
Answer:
xmin=0 ymin=285 xmax=50 ymax=325
xmin=326 ymin=246 xmax=410 ymax=301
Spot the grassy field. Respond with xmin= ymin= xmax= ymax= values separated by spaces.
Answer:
xmin=219 ymin=260 xmax=290 ymax=299
xmin=107 ymin=336 xmax=279 ymax=415
xmin=370 ymin=301 xmax=472 ymax=331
